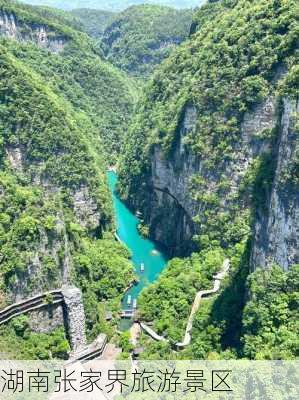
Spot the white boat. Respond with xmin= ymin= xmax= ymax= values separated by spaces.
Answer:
xmin=127 ymin=295 xmax=132 ymax=305
xmin=140 ymin=263 xmax=145 ymax=272
xmin=151 ymin=249 xmax=160 ymax=256
xmin=133 ymin=299 xmax=137 ymax=309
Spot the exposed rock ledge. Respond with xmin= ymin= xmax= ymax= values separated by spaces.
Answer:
xmin=251 ymin=98 xmax=299 ymax=270
xmin=0 ymin=11 xmax=66 ymax=53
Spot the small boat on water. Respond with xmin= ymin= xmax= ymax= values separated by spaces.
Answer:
xmin=133 ymin=299 xmax=137 ymax=309
xmin=151 ymin=249 xmax=160 ymax=256
xmin=127 ymin=295 xmax=132 ymax=305
xmin=140 ymin=263 xmax=145 ymax=272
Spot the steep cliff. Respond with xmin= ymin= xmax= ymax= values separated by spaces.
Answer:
xmin=0 ymin=0 xmax=135 ymax=325
xmin=119 ymin=0 xmax=298 ymax=269
xmin=0 ymin=46 xmax=104 ymax=300
xmin=251 ymin=98 xmax=298 ymax=270
xmin=0 ymin=6 xmax=68 ymax=52
xmin=137 ymin=105 xmax=199 ymax=254
xmin=118 ymin=0 xmax=298 ymax=360
xmin=139 ymin=95 xmax=298 ymax=266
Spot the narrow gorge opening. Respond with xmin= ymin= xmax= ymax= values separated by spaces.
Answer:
xmin=107 ymin=171 xmax=169 ymax=330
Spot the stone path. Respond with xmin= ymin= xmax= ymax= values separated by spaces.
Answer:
xmin=130 ymin=322 xmax=142 ymax=346
xmin=177 ymin=258 xmax=230 ymax=348
xmin=140 ymin=259 xmax=230 ymax=348
xmin=140 ymin=322 xmax=168 ymax=342
xmin=100 ymin=343 xmax=121 ymax=361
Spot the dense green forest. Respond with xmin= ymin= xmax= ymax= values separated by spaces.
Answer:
xmin=0 ymin=321 xmax=70 ymax=359
xmin=119 ymin=0 xmax=298 ymax=213
xmin=101 ymin=4 xmax=193 ymax=77
xmin=70 ymin=8 xmax=116 ymax=39
xmin=0 ymin=0 xmax=136 ymax=358
xmin=138 ymin=248 xmax=225 ymax=341
xmin=119 ymin=0 xmax=298 ymax=359
xmin=21 ymin=0 xmax=203 ymax=11
xmin=1 ymin=0 xmax=137 ymax=159
xmin=70 ymin=4 xmax=193 ymax=77
xmin=0 ymin=0 xmax=298 ymax=363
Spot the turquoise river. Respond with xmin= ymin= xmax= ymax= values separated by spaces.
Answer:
xmin=107 ymin=171 xmax=168 ymax=328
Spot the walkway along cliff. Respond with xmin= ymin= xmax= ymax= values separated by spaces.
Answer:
xmin=0 ymin=286 xmax=107 ymax=360
xmin=140 ymin=259 xmax=230 ymax=348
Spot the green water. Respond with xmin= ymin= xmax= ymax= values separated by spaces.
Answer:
xmin=107 ymin=171 xmax=168 ymax=327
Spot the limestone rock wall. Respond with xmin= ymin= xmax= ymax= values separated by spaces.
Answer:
xmin=140 ymin=98 xmax=276 ymax=255
xmin=137 ymin=95 xmax=298 ymax=270
xmin=0 ymin=10 xmax=66 ymax=53
xmin=251 ymin=98 xmax=299 ymax=270
xmin=73 ymin=186 xmax=102 ymax=232
xmin=0 ymin=11 xmax=17 ymax=38
xmin=145 ymin=105 xmax=199 ymax=255
xmin=11 ymin=211 xmax=71 ymax=302
xmin=4 ymin=135 xmax=99 ymax=302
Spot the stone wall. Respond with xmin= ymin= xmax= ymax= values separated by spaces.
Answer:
xmin=62 ymin=287 xmax=87 ymax=351
xmin=1 ymin=286 xmax=87 ymax=351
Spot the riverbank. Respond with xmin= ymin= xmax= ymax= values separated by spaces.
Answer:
xmin=108 ymin=165 xmax=117 ymax=173
xmin=107 ymin=171 xmax=168 ymax=329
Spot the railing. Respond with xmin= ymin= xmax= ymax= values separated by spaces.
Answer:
xmin=140 ymin=259 xmax=230 ymax=348
xmin=68 ymin=334 xmax=108 ymax=363
xmin=0 ymin=288 xmax=108 ymax=362
xmin=114 ymin=232 xmax=122 ymax=243
xmin=121 ymin=309 xmax=135 ymax=318
xmin=0 ymin=290 xmax=64 ymax=325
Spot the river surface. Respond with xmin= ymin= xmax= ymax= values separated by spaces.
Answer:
xmin=107 ymin=171 xmax=168 ymax=329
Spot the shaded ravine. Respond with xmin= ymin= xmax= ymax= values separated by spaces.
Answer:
xmin=107 ymin=171 xmax=168 ymax=330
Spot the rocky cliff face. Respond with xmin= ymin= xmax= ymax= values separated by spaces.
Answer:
xmin=141 ymin=97 xmax=274 ymax=253
xmin=11 ymin=210 xmax=71 ymax=302
xmin=119 ymin=0 xmax=298 ymax=271
xmin=143 ymin=105 xmax=199 ymax=255
xmin=251 ymin=98 xmax=299 ymax=270
xmin=0 ymin=11 xmax=106 ymax=302
xmin=29 ymin=303 xmax=64 ymax=334
xmin=138 ymin=94 xmax=298 ymax=269
xmin=72 ymin=186 xmax=102 ymax=232
xmin=0 ymin=11 xmax=66 ymax=52
xmin=5 ymin=142 xmax=101 ymax=301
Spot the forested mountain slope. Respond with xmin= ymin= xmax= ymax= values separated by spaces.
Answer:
xmin=1 ymin=0 xmax=298 ymax=362
xmin=119 ymin=0 xmax=299 ymax=359
xmin=101 ymin=5 xmax=193 ymax=77
xmin=120 ymin=0 xmax=298 ymax=263
xmin=1 ymin=0 xmax=136 ymax=158
xmin=21 ymin=0 xmax=203 ymax=12
xmin=70 ymin=8 xmax=116 ymax=39
xmin=0 ymin=0 xmax=135 ymax=357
